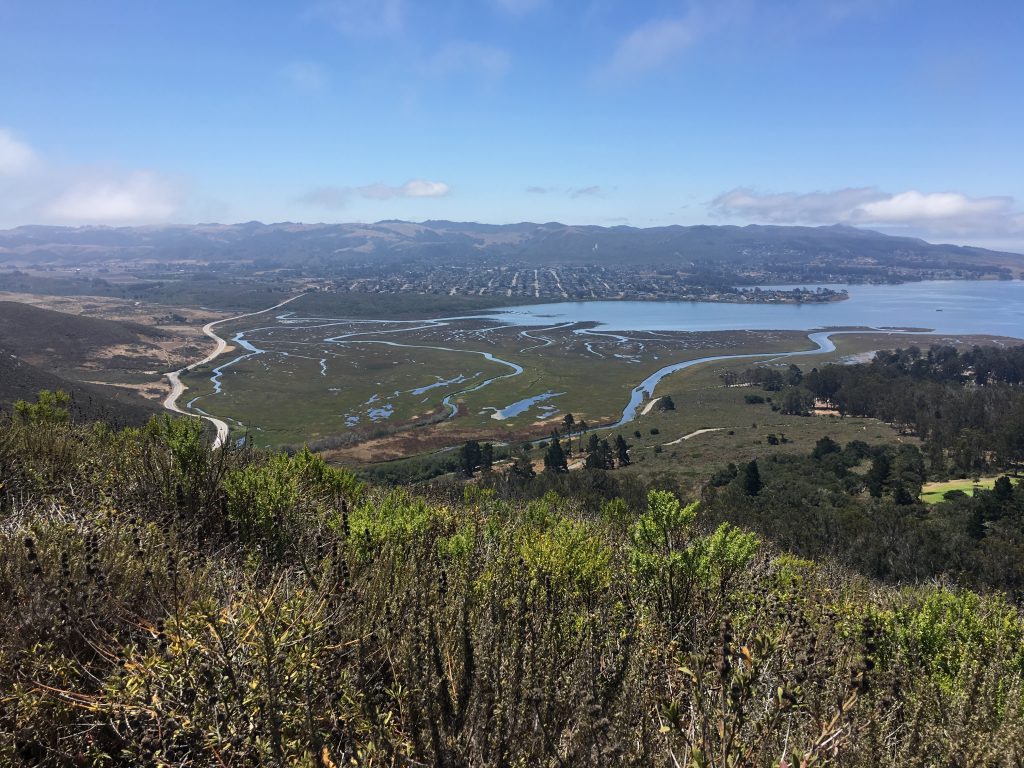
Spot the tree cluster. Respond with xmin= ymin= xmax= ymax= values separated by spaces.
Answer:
xmin=804 ymin=344 xmax=1024 ymax=474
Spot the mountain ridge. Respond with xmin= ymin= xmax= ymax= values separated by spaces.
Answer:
xmin=0 ymin=220 xmax=1019 ymax=276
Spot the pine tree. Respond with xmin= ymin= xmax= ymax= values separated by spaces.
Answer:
xmin=544 ymin=438 xmax=568 ymax=474
xmin=742 ymin=459 xmax=762 ymax=496
xmin=459 ymin=440 xmax=482 ymax=477
xmin=614 ymin=434 xmax=630 ymax=467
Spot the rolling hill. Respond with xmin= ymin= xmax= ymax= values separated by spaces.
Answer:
xmin=0 ymin=221 xmax=1019 ymax=274
xmin=0 ymin=348 xmax=159 ymax=426
xmin=0 ymin=302 xmax=171 ymax=426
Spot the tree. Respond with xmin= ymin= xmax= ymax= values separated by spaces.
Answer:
xmin=508 ymin=454 xmax=535 ymax=481
xmin=866 ymin=452 xmax=891 ymax=498
xmin=614 ymin=434 xmax=631 ymax=467
xmin=544 ymin=438 xmax=568 ymax=474
xmin=563 ymin=413 xmax=576 ymax=450
xmin=459 ymin=440 xmax=483 ymax=477
xmin=480 ymin=442 xmax=494 ymax=472
xmin=657 ymin=395 xmax=676 ymax=411
xmin=779 ymin=387 xmax=814 ymax=416
xmin=585 ymin=437 xmax=614 ymax=470
xmin=742 ymin=460 xmax=762 ymax=496
xmin=812 ymin=436 xmax=841 ymax=460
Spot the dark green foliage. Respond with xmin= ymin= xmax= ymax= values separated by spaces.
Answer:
xmin=544 ymin=436 xmax=568 ymax=474
xmin=508 ymin=454 xmax=536 ymax=481
xmin=585 ymin=434 xmax=615 ymax=470
xmin=742 ymin=366 xmax=785 ymax=391
xmin=779 ymin=386 xmax=815 ymax=416
xmin=460 ymin=439 xmax=483 ymax=476
xmin=705 ymin=440 xmax=1024 ymax=594
xmin=804 ymin=344 xmax=1024 ymax=473
xmin=742 ymin=460 xmax=762 ymax=496
xmin=615 ymin=434 xmax=631 ymax=467
xmin=812 ymin=435 xmax=842 ymax=460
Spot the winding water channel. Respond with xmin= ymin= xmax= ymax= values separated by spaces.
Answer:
xmin=167 ymin=280 xmax=1024 ymax=445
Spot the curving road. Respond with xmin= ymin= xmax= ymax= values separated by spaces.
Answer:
xmin=162 ymin=293 xmax=304 ymax=448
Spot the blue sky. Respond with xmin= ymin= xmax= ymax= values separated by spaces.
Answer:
xmin=1 ymin=0 xmax=1022 ymax=249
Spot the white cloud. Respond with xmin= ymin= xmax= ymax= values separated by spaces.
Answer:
xmin=310 ymin=0 xmax=402 ymax=36
xmin=0 ymin=129 xmax=36 ymax=175
xmin=399 ymin=179 xmax=450 ymax=197
xmin=711 ymin=187 xmax=882 ymax=224
xmin=43 ymin=172 xmax=182 ymax=224
xmin=283 ymin=61 xmax=328 ymax=91
xmin=426 ymin=41 xmax=510 ymax=83
xmin=606 ymin=15 xmax=702 ymax=76
xmin=358 ymin=179 xmax=450 ymax=199
xmin=856 ymin=190 xmax=1012 ymax=223
xmin=0 ymin=127 xmax=185 ymax=226
xmin=299 ymin=179 xmax=450 ymax=208
xmin=710 ymin=186 xmax=1024 ymax=240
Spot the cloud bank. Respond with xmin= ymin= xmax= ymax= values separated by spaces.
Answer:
xmin=0 ymin=129 xmax=36 ymax=175
xmin=43 ymin=172 xmax=181 ymax=223
xmin=0 ymin=128 xmax=184 ymax=226
xmin=711 ymin=186 xmax=1024 ymax=240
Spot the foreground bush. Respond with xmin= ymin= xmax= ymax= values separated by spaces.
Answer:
xmin=1 ymin=412 xmax=1023 ymax=765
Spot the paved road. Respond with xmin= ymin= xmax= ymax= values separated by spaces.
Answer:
xmin=162 ymin=293 xmax=304 ymax=448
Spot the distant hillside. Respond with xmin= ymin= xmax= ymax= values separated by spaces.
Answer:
xmin=0 ymin=301 xmax=169 ymax=372
xmin=0 ymin=220 xmax=1019 ymax=274
xmin=0 ymin=301 xmax=172 ymax=427
xmin=0 ymin=348 xmax=158 ymax=427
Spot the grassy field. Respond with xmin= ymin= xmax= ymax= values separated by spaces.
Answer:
xmin=529 ymin=331 xmax=1015 ymax=492
xmin=179 ymin=310 xmax=818 ymax=455
xmin=535 ymin=332 xmax=918 ymax=488
xmin=920 ymin=477 xmax=1000 ymax=504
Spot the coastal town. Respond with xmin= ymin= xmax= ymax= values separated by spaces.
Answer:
xmin=320 ymin=262 xmax=849 ymax=303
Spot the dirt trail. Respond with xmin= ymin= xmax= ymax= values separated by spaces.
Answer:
xmin=163 ymin=293 xmax=304 ymax=448
xmin=640 ymin=397 xmax=661 ymax=416
xmin=663 ymin=427 xmax=724 ymax=446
